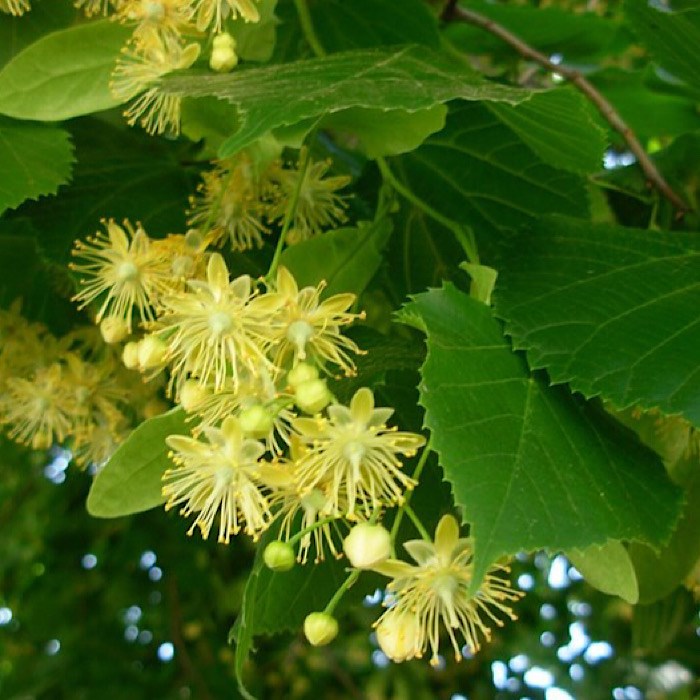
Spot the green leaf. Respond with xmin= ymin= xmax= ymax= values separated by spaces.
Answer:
xmin=321 ymin=105 xmax=446 ymax=158
xmin=400 ymin=284 xmax=682 ymax=588
xmin=444 ymin=1 xmax=620 ymax=62
xmin=632 ymin=587 xmax=695 ymax=654
xmin=0 ymin=20 xmax=131 ymax=121
xmin=461 ymin=262 xmax=498 ymax=306
xmin=162 ymin=46 xmax=530 ymax=159
xmin=629 ymin=467 xmax=700 ymax=604
xmin=488 ymin=88 xmax=607 ymax=175
xmin=0 ymin=117 xmax=74 ymax=214
xmin=86 ymin=408 xmax=188 ymax=518
xmin=279 ymin=217 xmax=392 ymax=298
xmin=625 ymin=0 xmax=700 ymax=94
xmin=19 ymin=118 xmax=193 ymax=265
xmin=233 ymin=526 xmax=376 ymax=700
xmin=567 ymin=540 xmax=639 ymax=604
xmin=395 ymin=102 xmax=589 ymax=238
xmin=305 ymin=0 xmax=440 ymax=52
xmin=0 ymin=0 xmax=78 ymax=69
xmin=493 ymin=216 xmax=700 ymax=426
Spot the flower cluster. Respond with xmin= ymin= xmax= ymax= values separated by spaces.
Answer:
xmin=0 ymin=0 xmax=30 ymax=15
xmin=0 ymin=302 xmax=162 ymax=467
xmin=187 ymin=148 xmax=350 ymax=251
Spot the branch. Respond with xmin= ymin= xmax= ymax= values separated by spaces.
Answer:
xmin=442 ymin=4 xmax=690 ymax=215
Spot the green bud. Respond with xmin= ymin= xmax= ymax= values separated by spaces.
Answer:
xmin=122 ymin=341 xmax=140 ymax=370
xmin=263 ymin=541 xmax=296 ymax=572
xmin=138 ymin=335 xmax=168 ymax=369
xmin=287 ymin=362 xmax=319 ymax=388
xmin=239 ymin=404 xmax=275 ymax=439
xmin=294 ymin=378 xmax=332 ymax=415
xmin=303 ymin=612 xmax=339 ymax=647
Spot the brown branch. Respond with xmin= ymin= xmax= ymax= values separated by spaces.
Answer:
xmin=442 ymin=3 xmax=690 ymax=215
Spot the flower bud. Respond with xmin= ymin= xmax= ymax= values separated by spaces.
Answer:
xmin=303 ymin=612 xmax=338 ymax=647
xmin=122 ymin=341 xmax=140 ymax=370
xmin=138 ymin=335 xmax=168 ymax=369
xmin=343 ymin=523 xmax=391 ymax=569
xmin=375 ymin=610 xmax=421 ymax=663
xmin=287 ymin=362 xmax=319 ymax=388
xmin=100 ymin=316 xmax=129 ymax=344
xmin=180 ymin=380 xmax=209 ymax=413
xmin=239 ymin=404 xmax=275 ymax=439
xmin=263 ymin=541 xmax=296 ymax=572
xmin=210 ymin=34 xmax=238 ymax=73
xmin=294 ymin=378 xmax=332 ymax=415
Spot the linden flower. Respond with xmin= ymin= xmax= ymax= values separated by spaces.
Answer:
xmin=292 ymin=387 xmax=425 ymax=518
xmin=271 ymin=266 xmax=364 ymax=375
xmin=1 ymin=364 xmax=75 ymax=450
xmin=153 ymin=253 xmax=282 ymax=395
xmin=269 ymin=152 xmax=350 ymax=242
xmin=194 ymin=0 xmax=260 ymax=32
xmin=372 ymin=515 xmax=523 ymax=665
xmin=71 ymin=219 xmax=171 ymax=332
xmin=111 ymin=37 xmax=200 ymax=135
xmin=116 ymin=0 xmax=195 ymax=49
xmin=163 ymin=416 xmax=274 ymax=542
xmin=150 ymin=231 xmax=209 ymax=289
xmin=0 ymin=0 xmax=30 ymax=15
xmin=187 ymin=156 xmax=276 ymax=252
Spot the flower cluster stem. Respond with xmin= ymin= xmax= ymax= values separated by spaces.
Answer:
xmin=294 ymin=0 xmax=327 ymax=57
xmin=390 ymin=443 xmax=431 ymax=553
xmin=325 ymin=570 xmax=360 ymax=614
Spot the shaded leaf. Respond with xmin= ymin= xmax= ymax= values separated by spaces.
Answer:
xmin=400 ymin=284 xmax=682 ymax=588
xmin=625 ymin=0 xmax=700 ymax=94
xmin=567 ymin=540 xmax=639 ymax=604
xmin=0 ymin=20 xmax=131 ymax=121
xmin=87 ymin=408 xmax=187 ymax=518
xmin=0 ymin=117 xmax=74 ymax=214
xmin=488 ymin=88 xmax=607 ymax=175
xmin=493 ymin=216 xmax=700 ymax=426
xmin=279 ymin=217 xmax=392 ymax=298
xmin=162 ymin=46 xmax=530 ymax=159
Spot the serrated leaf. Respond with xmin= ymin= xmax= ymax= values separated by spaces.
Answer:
xmin=279 ymin=217 xmax=392 ymax=298
xmin=493 ymin=216 xmax=700 ymax=427
xmin=322 ymin=105 xmax=446 ymax=158
xmin=0 ymin=20 xmax=131 ymax=121
xmin=625 ymin=0 xmax=700 ymax=94
xmin=87 ymin=408 xmax=187 ymax=518
xmin=400 ymin=284 xmax=682 ymax=588
xmin=0 ymin=117 xmax=74 ymax=214
xmin=162 ymin=46 xmax=530 ymax=159
xmin=488 ymin=88 xmax=607 ymax=175
xmin=395 ymin=102 xmax=588 ymax=239
xmin=567 ymin=540 xmax=638 ymax=604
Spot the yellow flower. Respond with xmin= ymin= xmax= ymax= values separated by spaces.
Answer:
xmin=292 ymin=387 xmax=425 ymax=518
xmin=111 ymin=37 xmax=200 ymax=136
xmin=152 ymin=253 xmax=282 ymax=395
xmin=0 ymin=0 xmax=30 ymax=15
xmin=372 ymin=515 xmax=523 ymax=665
xmin=272 ymin=266 xmax=363 ymax=375
xmin=71 ymin=219 xmax=172 ymax=332
xmin=150 ymin=231 xmax=209 ymax=287
xmin=187 ymin=155 xmax=277 ymax=252
xmin=163 ymin=416 xmax=274 ymax=541
xmin=194 ymin=0 xmax=260 ymax=32
xmin=269 ymin=151 xmax=350 ymax=242
xmin=116 ymin=0 xmax=195 ymax=48
xmin=1 ymin=363 xmax=75 ymax=450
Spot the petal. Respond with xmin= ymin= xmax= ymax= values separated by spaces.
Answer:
xmin=434 ymin=514 xmax=459 ymax=564
xmin=318 ymin=293 xmax=355 ymax=314
xmin=350 ymin=387 xmax=374 ymax=424
xmin=275 ymin=266 xmax=298 ymax=298
xmin=367 ymin=407 xmax=394 ymax=428
xmin=403 ymin=539 xmax=437 ymax=567
xmin=221 ymin=416 xmax=243 ymax=446
xmin=371 ymin=559 xmax=416 ymax=579
xmin=107 ymin=220 xmax=129 ymax=251
xmin=207 ymin=253 xmax=230 ymax=293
